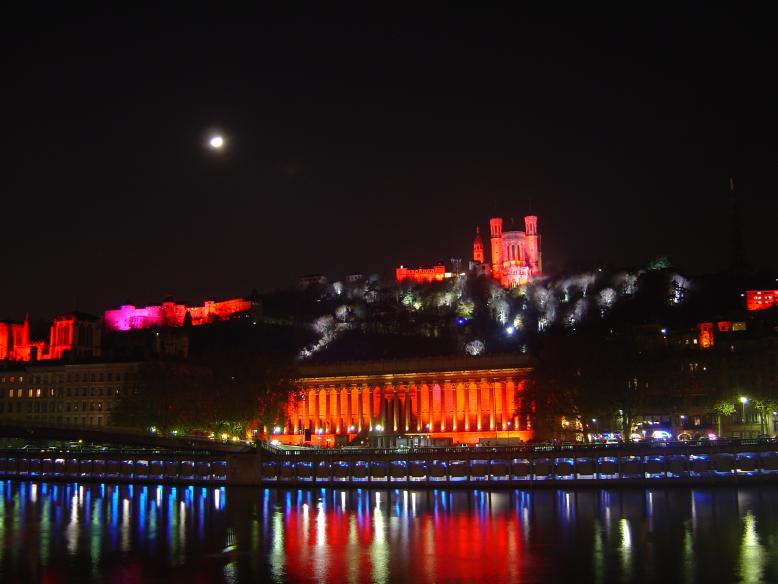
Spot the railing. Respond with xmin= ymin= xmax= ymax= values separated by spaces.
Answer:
xmin=260 ymin=437 xmax=778 ymax=459
xmin=0 ymin=450 xmax=229 ymax=484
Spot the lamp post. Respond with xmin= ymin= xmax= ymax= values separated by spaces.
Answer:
xmin=740 ymin=396 xmax=749 ymax=426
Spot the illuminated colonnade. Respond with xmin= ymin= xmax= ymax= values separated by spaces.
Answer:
xmin=282 ymin=355 xmax=534 ymax=444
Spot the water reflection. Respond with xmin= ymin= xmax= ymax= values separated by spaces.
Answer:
xmin=2 ymin=482 xmax=778 ymax=582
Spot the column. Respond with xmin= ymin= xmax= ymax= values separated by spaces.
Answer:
xmin=404 ymin=386 xmax=411 ymax=432
xmin=413 ymin=382 xmax=421 ymax=432
xmin=377 ymin=385 xmax=384 ymax=431
xmin=392 ymin=386 xmax=399 ymax=432
xmin=464 ymin=381 xmax=471 ymax=431
xmin=354 ymin=387 xmax=363 ymax=432
xmin=367 ymin=386 xmax=373 ymax=431
xmin=490 ymin=381 xmax=497 ymax=431
xmin=503 ymin=380 xmax=510 ymax=430
xmin=426 ymin=384 xmax=433 ymax=432
xmin=332 ymin=386 xmax=343 ymax=434
xmin=343 ymin=387 xmax=351 ymax=431
xmin=312 ymin=388 xmax=319 ymax=432
xmin=319 ymin=387 xmax=330 ymax=434
xmin=475 ymin=379 xmax=483 ymax=430
xmin=447 ymin=382 xmax=454 ymax=431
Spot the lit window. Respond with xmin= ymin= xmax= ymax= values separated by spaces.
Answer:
xmin=27 ymin=389 xmax=33 ymax=398
xmin=35 ymin=388 xmax=41 ymax=398
xmin=7 ymin=389 xmax=12 ymax=399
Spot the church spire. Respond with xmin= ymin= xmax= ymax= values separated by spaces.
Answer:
xmin=473 ymin=226 xmax=484 ymax=263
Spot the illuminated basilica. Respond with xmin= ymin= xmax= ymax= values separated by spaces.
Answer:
xmin=397 ymin=215 xmax=542 ymax=286
xmin=475 ymin=215 xmax=542 ymax=287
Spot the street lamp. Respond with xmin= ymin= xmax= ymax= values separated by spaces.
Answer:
xmin=740 ymin=396 xmax=749 ymax=424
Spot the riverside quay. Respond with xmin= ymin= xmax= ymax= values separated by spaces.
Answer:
xmin=3 ymin=439 xmax=778 ymax=488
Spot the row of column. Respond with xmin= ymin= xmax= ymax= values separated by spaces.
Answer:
xmin=287 ymin=380 xmax=526 ymax=435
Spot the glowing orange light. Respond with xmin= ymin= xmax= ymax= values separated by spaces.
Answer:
xmin=745 ymin=290 xmax=778 ymax=311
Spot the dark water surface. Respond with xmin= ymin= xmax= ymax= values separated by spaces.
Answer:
xmin=1 ymin=480 xmax=777 ymax=583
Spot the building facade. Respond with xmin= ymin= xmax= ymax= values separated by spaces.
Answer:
xmin=395 ymin=264 xmax=447 ymax=283
xmin=277 ymin=354 xmax=534 ymax=446
xmin=0 ymin=361 xmax=140 ymax=426
xmin=104 ymin=297 xmax=255 ymax=331
xmin=0 ymin=312 xmax=101 ymax=363
xmin=480 ymin=215 xmax=542 ymax=287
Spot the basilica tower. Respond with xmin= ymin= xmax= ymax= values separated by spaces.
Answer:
xmin=524 ymin=215 xmax=541 ymax=276
xmin=473 ymin=227 xmax=484 ymax=263
xmin=489 ymin=217 xmax=503 ymax=278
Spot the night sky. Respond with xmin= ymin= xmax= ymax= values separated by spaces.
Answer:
xmin=2 ymin=4 xmax=776 ymax=319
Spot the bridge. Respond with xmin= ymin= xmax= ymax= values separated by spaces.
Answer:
xmin=3 ymin=433 xmax=778 ymax=487
xmin=253 ymin=438 xmax=778 ymax=487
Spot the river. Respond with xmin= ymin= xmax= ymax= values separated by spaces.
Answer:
xmin=0 ymin=481 xmax=777 ymax=583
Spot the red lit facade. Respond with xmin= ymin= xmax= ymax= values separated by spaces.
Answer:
xmin=698 ymin=322 xmax=715 ymax=349
xmin=488 ymin=215 xmax=542 ymax=287
xmin=395 ymin=265 xmax=446 ymax=284
xmin=274 ymin=355 xmax=534 ymax=446
xmin=398 ymin=213 xmax=543 ymax=287
xmin=472 ymin=227 xmax=484 ymax=263
xmin=104 ymin=297 xmax=253 ymax=331
xmin=0 ymin=312 xmax=100 ymax=363
xmin=746 ymin=290 xmax=778 ymax=311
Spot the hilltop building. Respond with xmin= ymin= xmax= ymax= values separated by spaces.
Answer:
xmin=0 ymin=312 xmax=101 ymax=363
xmin=396 ymin=214 xmax=542 ymax=287
xmin=103 ymin=297 xmax=256 ymax=331
xmin=480 ymin=215 xmax=542 ymax=287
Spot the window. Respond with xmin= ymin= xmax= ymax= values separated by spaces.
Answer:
xmin=35 ymin=388 xmax=41 ymax=398
xmin=7 ymin=389 xmax=12 ymax=399
xmin=16 ymin=389 xmax=21 ymax=398
xmin=27 ymin=389 xmax=33 ymax=398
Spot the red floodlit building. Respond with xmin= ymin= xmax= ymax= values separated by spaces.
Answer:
xmin=270 ymin=354 xmax=535 ymax=446
xmin=698 ymin=322 xmax=715 ymax=349
xmin=395 ymin=265 xmax=447 ymax=283
xmin=0 ymin=312 xmax=101 ymax=363
xmin=745 ymin=290 xmax=778 ymax=311
xmin=396 ymin=213 xmax=542 ymax=287
xmin=103 ymin=297 xmax=254 ymax=331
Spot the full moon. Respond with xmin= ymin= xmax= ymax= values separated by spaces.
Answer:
xmin=208 ymin=135 xmax=225 ymax=149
